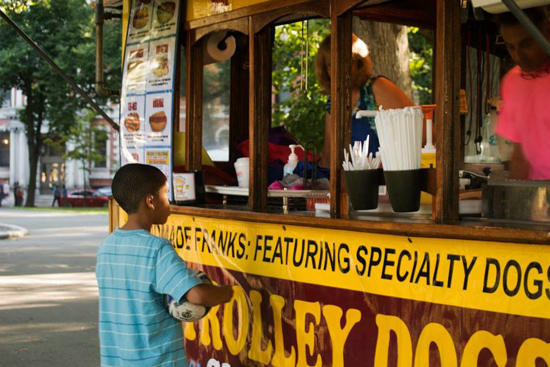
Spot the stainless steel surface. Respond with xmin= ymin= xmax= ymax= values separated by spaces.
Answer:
xmin=205 ymin=185 xmax=330 ymax=198
xmin=482 ymin=180 xmax=550 ymax=223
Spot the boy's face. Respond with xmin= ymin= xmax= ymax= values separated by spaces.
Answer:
xmin=152 ymin=181 xmax=171 ymax=225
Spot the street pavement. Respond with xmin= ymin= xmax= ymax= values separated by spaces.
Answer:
xmin=0 ymin=208 xmax=108 ymax=366
xmin=2 ymin=193 xmax=57 ymax=209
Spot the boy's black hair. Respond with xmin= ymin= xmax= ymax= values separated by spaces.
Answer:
xmin=112 ymin=163 xmax=167 ymax=214
xmin=498 ymin=6 xmax=549 ymax=29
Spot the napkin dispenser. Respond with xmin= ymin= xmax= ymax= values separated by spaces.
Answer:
xmin=482 ymin=179 xmax=550 ymax=223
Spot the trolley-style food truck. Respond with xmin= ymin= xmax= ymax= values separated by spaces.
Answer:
xmin=105 ymin=0 xmax=550 ymax=366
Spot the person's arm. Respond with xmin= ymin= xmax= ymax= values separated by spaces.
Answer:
xmin=371 ymin=77 xmax=414 ymax=109
xmin=154 ymin=241 xmax=232 ymax=307
xmin=320 ymin=112 xmax=331 ymax=168
xmin=371 ymin=78 xmax=422 ymax=144
xmin=509 ymin=143 xmax=530 ymax=179
xmin=184 ymin=283 xmax=234 ymax=307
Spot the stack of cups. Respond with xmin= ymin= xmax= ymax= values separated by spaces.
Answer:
xmin=234 ymin=157 xmax=250 ymax=188
xmin=375 ymin=107 xmax=424 ymax=212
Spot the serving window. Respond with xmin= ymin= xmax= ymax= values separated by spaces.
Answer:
xmin=179 ymin=5 xmax=440 ymax=219
xmin=175 ymin=0 xmax=550 ymax=239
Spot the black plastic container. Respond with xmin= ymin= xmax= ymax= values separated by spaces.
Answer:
xmin=383 ymin=169 xmax=421 ymax=212
xmin=344 ymin=169 xmax=379 ymax=210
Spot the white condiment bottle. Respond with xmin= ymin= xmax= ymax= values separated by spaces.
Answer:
xmin=283 ymin=145 xmax=304 ymax=176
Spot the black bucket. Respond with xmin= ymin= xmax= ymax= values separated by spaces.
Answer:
xmin=344 ymin=169 xmax=379 ymax=210
xmin=384 ymin=169 xmax=421 ymax=212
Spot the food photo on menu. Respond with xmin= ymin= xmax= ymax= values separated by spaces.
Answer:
xmin=151 ymin=54 xmax=169 ymax=78
xmin=132 ymin=0 xmax=152 ymax=28
xmin=124 ymin=45 xmax=148 ymax=92
xmin=149 ymin=111 xmax=167 ymax=132
xmin=145 ymin=93 xmax=171 ymax=143
xmin=151 ymin=44 xmax=170 ymax=78
xmin=156 ymin=1 xmax=176 ymax=24
xmin=127 ymin=60 xmax=145 ymax=81
xmin=148 ymin=96 xmax=169 ymax=134
xmin=125 ymin=112 xmax=141 ymax=132
xmin=121 ymin=149 xmax=142 ymax=165
xmin=146 ymin=38 xmax=175 ymax=91
xmin=121 ymin=97 xmax=146 ymax=146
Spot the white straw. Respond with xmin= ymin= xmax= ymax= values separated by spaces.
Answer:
xmin=375 ymin=107 xmax=424 ymax=171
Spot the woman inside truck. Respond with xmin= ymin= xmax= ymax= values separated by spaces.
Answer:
xmin=315 ymin=33 xmax=414 ymax=168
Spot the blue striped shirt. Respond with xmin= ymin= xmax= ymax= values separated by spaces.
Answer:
xmin=96 ymin=229 xmax=202 ymax=367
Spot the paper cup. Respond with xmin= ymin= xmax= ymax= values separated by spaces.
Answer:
xmin=234 ymin=157 xmax=249 ymax=188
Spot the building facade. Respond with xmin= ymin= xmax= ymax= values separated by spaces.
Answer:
xmin=0 ymin=87 xmax=120 ymax=200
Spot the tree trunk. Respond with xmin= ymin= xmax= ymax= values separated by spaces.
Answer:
xmin=26 ymin=143 xmax=39 ymax=207
xmin=23 ymin=87 xmax=43 ymax=208
xmin=23 ymin=86 xmax=36 ymax=207
xmin=353 ymin=19 xmax=414 ymax=100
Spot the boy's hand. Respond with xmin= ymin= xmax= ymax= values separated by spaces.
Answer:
xmin=218 ymin=285 xmax=234 ymax=303
xmin=185 ymin=284 xmax=234 ymax=307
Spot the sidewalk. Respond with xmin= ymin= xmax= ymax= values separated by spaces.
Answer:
xmin=2 ymin=194 xmax=54 ymax=208
xmin=0 ymin=223 xmax=28 ymax=239
xmin=0 ymin=194 xmax=53 ymax=239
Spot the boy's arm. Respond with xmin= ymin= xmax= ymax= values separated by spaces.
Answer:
xmin=155 ymin=241 xmax=204 ymax=303
xmin=184 ymin=284 xmax=234 ymax=307
xmin=155 ymin=241 xmax=233 ymax=306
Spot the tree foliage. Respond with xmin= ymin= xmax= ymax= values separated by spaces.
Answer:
xmin=408 ymin=27 xmax=434 ymax=105
xmin=271 ymin=20 xmax=433 ymax=153
xmin=0 ymin=0 xmax=36 ymax=13
xmin=272 ymin=19 xmax=331 ymax=154
xmin=0 ymin=0 xmax=121 ymax=205
xmin=194 ymin=20 xmax=432 ymax=158
xmin=44 ymin=110 xmax=110 ymax=188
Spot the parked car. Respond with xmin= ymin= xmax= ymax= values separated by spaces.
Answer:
xmin=61 ymin=188 xmax=109 ymax=207
xmin=96 ymin=186 xmax=112 ymax=197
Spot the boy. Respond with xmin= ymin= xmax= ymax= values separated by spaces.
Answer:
xmin=96 ymin=164 xmax=233 ymax=366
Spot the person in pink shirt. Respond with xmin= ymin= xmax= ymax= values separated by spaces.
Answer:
xmin=496 ymin=7 xmax=550 ymax=179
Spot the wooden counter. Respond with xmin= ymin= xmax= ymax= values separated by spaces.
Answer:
xmin=168 ymin=204 xmax=550 ymax=245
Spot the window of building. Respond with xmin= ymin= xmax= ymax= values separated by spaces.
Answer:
xmin=0 ymin=132 xmax=9 ymax=167
xmin=93 ymin=128 xmax=108 ymax=168
xmin=0 ymin=90 xmax=10 ymax=108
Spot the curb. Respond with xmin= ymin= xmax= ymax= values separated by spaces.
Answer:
xmin=0 ymin=223 xmax=29 ymax=240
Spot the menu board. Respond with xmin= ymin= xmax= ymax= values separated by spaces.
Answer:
xmin=120 ymin=0 xmax=181 ymax=200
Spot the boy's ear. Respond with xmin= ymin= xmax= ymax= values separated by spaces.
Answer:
xmin=145 ymin=194 xmax=155 ymax=209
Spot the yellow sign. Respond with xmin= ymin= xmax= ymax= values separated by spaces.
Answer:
xmin=104 ymin=205 xmax=550 ymax=366
xmin=152 ymin=214 xmax=550 ymax=320
xmin=145 ymin=150 xmax=170 ymax=165
xmin=186 ymin=0 xmax=272 ymax=21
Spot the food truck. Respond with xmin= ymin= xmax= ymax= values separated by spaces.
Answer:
xmin=103 ymin=0 xmax=550 ymax=365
